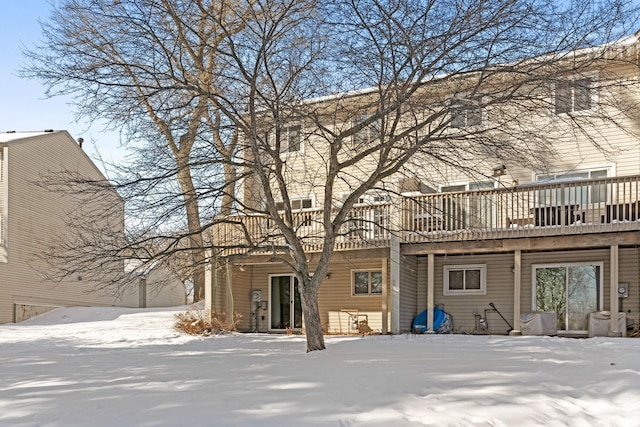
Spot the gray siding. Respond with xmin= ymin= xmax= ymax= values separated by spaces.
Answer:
xmin=619 ymin=248 xmax=639 ymax=328
xmin=435 ymin=253 xmax=515 ymax=334
xmin=399 ymin=254 xmax=418 ymax=333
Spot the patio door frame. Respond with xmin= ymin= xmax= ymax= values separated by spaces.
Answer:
xmin=268 ymin=274 xmax=303 ymax=332
xmin=532 ymin=262 xmax=604 ymax=332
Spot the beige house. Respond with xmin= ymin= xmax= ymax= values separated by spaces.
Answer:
xmin=0 ymin=131 xmax=185 ymax=323
xmin=210 ymin=33 xmax=640 ymax=337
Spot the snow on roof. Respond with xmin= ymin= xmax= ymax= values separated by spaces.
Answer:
xmin=0 ymin=130 xmax=59 ymax=143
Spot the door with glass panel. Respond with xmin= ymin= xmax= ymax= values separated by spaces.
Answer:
xmin=534 ymin=264 xmax=602 ymax=332
xmin=269 ymin=275 xmax=303 ymax=331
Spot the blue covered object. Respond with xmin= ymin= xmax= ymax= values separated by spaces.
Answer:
xmin=412 ymin=308 xmax=451 ymax=333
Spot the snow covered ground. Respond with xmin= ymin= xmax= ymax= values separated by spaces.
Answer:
xmin=1 ymin=306 xmax=639 ymax=426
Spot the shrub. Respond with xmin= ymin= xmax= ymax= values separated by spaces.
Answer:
xmin=174 ymin=310 xmax=241 ymax=336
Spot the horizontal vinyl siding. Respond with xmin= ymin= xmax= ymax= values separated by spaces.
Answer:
xmin=416 ymin=258 xmax=426 ymax=315
xmin=619 ymin=248 xmax=640 ymax=328
xmin=318 ymin=258 xmax=386 ymax=334
xmin=239 ymin=256 xmax=388 ymax=334
xmin=433 ymin=253 xmax=515 ymax=335
xmin=0 ymin=133 xmax=132 ymax=323
xmin=145 ymin=268 xmax=186 ymax=308
xmin=399 ymin=255 xmax=418 ymax=333
xmin=228 ymin=267 xmax=253 ymax=332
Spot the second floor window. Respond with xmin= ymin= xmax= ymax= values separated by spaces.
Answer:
xmin=555 ymin=79 xmax=592 ymax=114
xmin=275 ymin=197 xmax=312 ymax=211
xmin=281 ymin=125 xmax=302 ymax=153
xmin=450 ymin=99 xmax=482 ymax=128
xmin=353 ymin=115 xmax=381 ymax=146
xmin=537 ymin=168 xmax=608 ymax=204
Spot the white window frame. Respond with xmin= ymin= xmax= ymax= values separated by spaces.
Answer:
xmin=449 ymin=97 xmax=484 ymax=129
xmin=337 ymin=190 xmax=392 ymax=207
xmin=279 ymin=124 xmax=303 ymax=155
xmin=275 ymin=196 xmax=314 ymax=212
xmin=440 ymin=180 xmax=496 ymax=193
xmin=443 ymin=264 xmax=487 ymax=296
xmin=531 ymin=262 xmax=604 ymax=312
xmin=352 ymin=114 xmax=382 ymax=146
xmin=535 ymin=165 xmax=612 ymax=183
xmin=531 ymin=262 xmax=604 ymax=332
xmin=553 ymin=76 xmax=597 ymax=115
xmin=534 ymin=165 xmax=613 ymax=205
xmin=352 ymin=270 xmax=383 ymax=296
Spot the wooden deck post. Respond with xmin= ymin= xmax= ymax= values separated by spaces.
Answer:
xmin=610 ymin=244 xmax=620 ymax=336
xmin=513 ymin=250 xmax=521 ymax=332
xmin=382 ymin=257 xmax=388 ymax=334
xmin=390 ymin=234 xmax=400 ymax=334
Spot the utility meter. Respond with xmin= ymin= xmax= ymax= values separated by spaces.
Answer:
xmin=618 ymin=283 xmax=629 ymax=298
xmin=252 ymin=290 xmax=262 ymax=302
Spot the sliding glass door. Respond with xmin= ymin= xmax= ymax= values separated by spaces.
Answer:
xmin=269 ymin=275 xmax=302 ymax=331
xmin=534 ymin=263 xmax=602 ymax=332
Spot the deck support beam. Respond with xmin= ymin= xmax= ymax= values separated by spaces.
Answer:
xmin=382 ymin=257 xmax=388 ymax=334
xmin=513 ymin=250 xmax=522 ymax=332
xmin=609 ymin=245 xmax=621 ymax=336
xmin=390 ymin=234 xmax=400 ymax=334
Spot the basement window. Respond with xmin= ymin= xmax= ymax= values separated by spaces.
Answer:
xmin=353 ymin=270 xmax=383 ymax=295
xmin=443 ymin=264 xmax=486 ymax=295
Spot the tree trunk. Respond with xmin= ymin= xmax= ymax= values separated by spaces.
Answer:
xmin=176 ymin=155 xmax=206 ymax=302
xmin=220 ymin=162 xmax=237 ymax=216
xmin=299 ymin=278 xmax=325 ymax=352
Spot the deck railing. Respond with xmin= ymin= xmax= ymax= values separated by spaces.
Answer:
xmin=402 ymin=175 xmax=640 ymax=242
xmin=212 ymin=175 xmax=640 ymax=254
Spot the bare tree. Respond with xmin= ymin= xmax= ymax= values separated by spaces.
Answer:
xmin=21 ymin=0 xmax=253 ymax=300
xmin=22 ymin=0 xmax=640 ymax=353
xmin=210 ymin=0 xmax=639 ymax=351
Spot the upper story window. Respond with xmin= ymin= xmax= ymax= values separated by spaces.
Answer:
xmin=441 ymin=181 xmax=494 ymax=193
xmin=536 ymin=168 xmax=608 ymax=204
xmin=355 ymin=191 xmax=391 ymax=205
xmin=450 ymin=99 xmax=482 ymax=128
xmin=353 ymin=115 xmax=381 ymax=146
xmin=339 ymin=190 xmax=391 ymax=206
xmin=281 ymin=124 xmax=302 ymax=154
xmin=275 ymin=197 xmax=313 ymax=211
xmin=554 ymin=79 xmax=592 ymax=114
xmin=441 ymin=184 xmax=467 ymax=193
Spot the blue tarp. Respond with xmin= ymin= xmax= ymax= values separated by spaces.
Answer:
xmin=412 ymin=308 xmax=451 ymax=333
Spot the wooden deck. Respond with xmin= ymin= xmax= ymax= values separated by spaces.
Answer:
xmin=213 ymin=175 xmax=640 ymax=255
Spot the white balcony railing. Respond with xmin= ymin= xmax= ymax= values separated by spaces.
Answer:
xmin=213 ymin=175 xmax=640 ymax=255
xmin=402 ymin=175 xmax=640 ymax=242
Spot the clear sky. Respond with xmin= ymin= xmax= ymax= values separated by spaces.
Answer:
xmin=0 ymin=1 xmax=123 ymax=171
